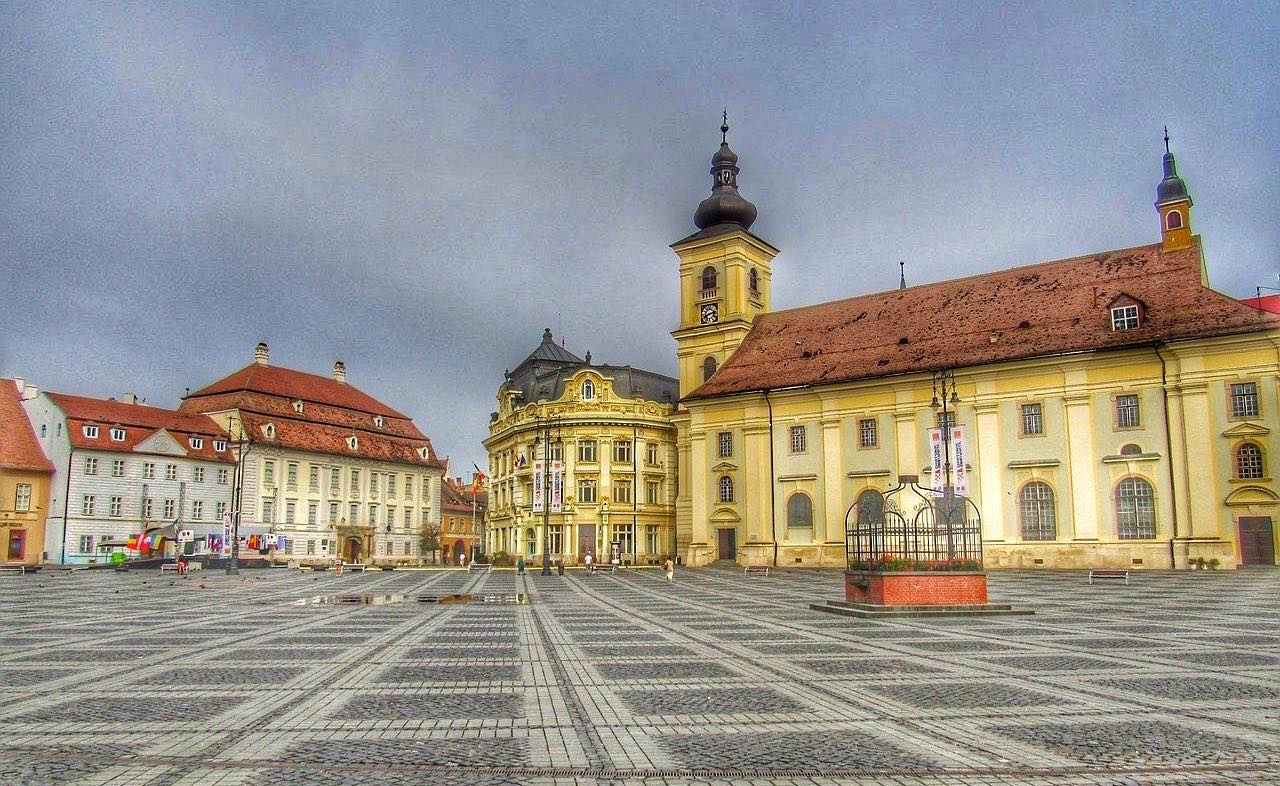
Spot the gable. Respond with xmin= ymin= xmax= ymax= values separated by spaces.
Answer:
xmin=134 ymin=429 xmax=186 ymax=456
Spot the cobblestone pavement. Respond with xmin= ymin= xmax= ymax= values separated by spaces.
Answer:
xmin=1 ymin=565 xmax=1279 ymax=785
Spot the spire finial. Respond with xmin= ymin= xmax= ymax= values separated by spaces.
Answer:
xmin=899 ymin=261 xmax=907 ymax=290
xmin=721 ymin=109 xmax=729 ymax=144
xmin=1163 ymin=126 xmax=1170 ymax=154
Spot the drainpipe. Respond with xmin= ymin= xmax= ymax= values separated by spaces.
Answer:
xmin=1155 ymin=344 xmax=1181 ymax=569
xmin=764 ymin=390 xmax=778 ymax=567
xmin=60 ymin=447 xmax=74 ymax=565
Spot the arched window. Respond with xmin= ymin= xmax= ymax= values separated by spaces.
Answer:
xmin=701 ymin=266 xmax=718 ymax=292
xmin=702 ymin=356 xmax=717 ymax=382
xmin=1116 ymin=477 xmax=1156 ymax=539
xmin=786 ymin=493 xmax=813 ymax=532
xmin=581 ymin=379 xmax=595 ymax=400
xmin=1235 ymin=443 xmax=1264 ymax=479
xmin=1120 ymin=443 xmax=1143 ymax=456
xmin=1019 ymin=482 xmax=1057 ymax=541
xmin=855 ymin=489 xmax=885 ymax=528
xmin=749 ymin=268 xmax=760 ymax=294
xmin=718 ymin=475 xmax=734 ymax=504
xmin=1166 ymin=210 xmax=1182 ymax=230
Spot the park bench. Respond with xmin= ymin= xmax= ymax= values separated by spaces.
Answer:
xmin=1088 ymin=569 xmax=1129 ymax=585
xmin=468 ymin=562 xmax=492 ymax=574
xmin=160 ymin=563 xmax=181 ymax=573
xmin=744 ymin=565 xmax=771 ymax=576
xmin=0 ymin=564 xmax=26 ymax=574
xmin=589 ymin=564 xmax=619 ymax=575
xmin=339 ymin=563 xmax=368 ymax=573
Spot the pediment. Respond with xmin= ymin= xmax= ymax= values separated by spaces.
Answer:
xmin=709 ymin=506 xmax=741 ymax=523
xmin=1225 ymin=485 xmax=1279 ymax=507
xmin=1223 ymin=422 xmax=1270 ymax=439
xmin=711 ymin=461 xmax=737 ymax=472
xmin=134 ymin=429 xmax=184 ymax=456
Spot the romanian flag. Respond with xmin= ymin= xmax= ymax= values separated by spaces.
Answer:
xmin=471 ymin=465 xmax=487 ymax=494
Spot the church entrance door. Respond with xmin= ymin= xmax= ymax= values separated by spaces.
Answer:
xmin=343 ymin=536 xmax=363 ymax=564
xmin=716 ymin=528 xmax=736 ymax=561
xmin=1239 ymin=517 xmax=1275 ymax=565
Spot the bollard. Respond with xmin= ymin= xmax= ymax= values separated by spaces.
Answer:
xmin=556 ymin=560 xmax=564 ymax=576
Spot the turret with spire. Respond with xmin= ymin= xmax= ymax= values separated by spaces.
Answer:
xmin=693 ymin=111 xmax=759 ymax=232
xmin=1155 ymin=127 xmax=1193 ymax=252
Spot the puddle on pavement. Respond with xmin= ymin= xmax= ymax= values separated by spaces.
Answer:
xmin=296 ymin=593 xmax=534 ymax=606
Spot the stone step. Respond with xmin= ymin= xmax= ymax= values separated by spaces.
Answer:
xmin=809 ymin=600 xmax=1035 ymax=619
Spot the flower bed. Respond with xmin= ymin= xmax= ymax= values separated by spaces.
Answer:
xmin=844 ymin=568 xmax=988 ymax=606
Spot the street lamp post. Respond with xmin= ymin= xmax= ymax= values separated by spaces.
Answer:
xmin=929 ymin=370 xmax=961 ymax=499
xmin=226 ymin=417 xmax=250 ymax=575
xmin=532 ymin=415 xmax=561 ymax=576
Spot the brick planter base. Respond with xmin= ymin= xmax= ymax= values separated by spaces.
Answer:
xmin=844 ymin=570 xmax=988 ymax=606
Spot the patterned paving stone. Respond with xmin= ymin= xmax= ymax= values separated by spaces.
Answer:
xmin=1091 ymin=676 xmax=1280 ymax=702
xmin=993 ymin=719 xmax=1280 ymax=767
xmin=619 ymin=686 xmax=806 ymax=715
xmin=659 ymin=728 xmax=943 ymax=771
xmin=143 ymin=666 xmax=305 ymax=686
xmin=335 ymin=692 xmax=524 ymax=720
xmin=596 ymin=660 xmax=735 ymax=679
xmin=404 ymin=646 xmax=520 ymax=660
xmin=377 ymin=664 xmax=522 ymax=683
xmin=866 ymin=681 xmax=1076 ymax=709
xmin=283 ymin=736 xmax=528 ymax=767
xmin=17 ymin=694 xmax=250 ymax=723
xmin=974 ymin=654 xmax=1136 ymax=671
xmin=796 ymin=657 xmax=946 ymax=676
xmin=0 ymin=668 xmax=80 ymax=686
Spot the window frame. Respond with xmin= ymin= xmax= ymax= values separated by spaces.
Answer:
xmin=1229 ymin=381 xmax=1260 ymax=420
xmin=83 ymin=425 xmax=99 ymax=439
xmin=785 ymin=492 xmax=813 ymax=534
xmin=718 ymin=475 xmax=734 ymax=504
xmin=1234 ymin=442 xmax=1265 ymax=480
xmin=109 ymin=427 xmax=126 ymax=442
xmin=858 ymin=418 xmax=878 ymax=449
xmin=1111 ymin=304 xmax=1140 ymax=331
xmin=1020 ymin=402 xmax=1044 ymax=437
xmin=1018 ymin=481 xmax=1057 ymax=541
xmin=788 ymin=425 xmax=807 ymax=454
xmin=578 ymin=440 xmax=597 ymax=463
xmin=1114 ymin=393 xmax=1141 ymax=430
xmin=1115 ymin=476 xmax=1157 ymax=540
xmin=717 ymin=431 xmax=733 ymax=458
xmin=580 ymin=379 xmax=596 ymax=401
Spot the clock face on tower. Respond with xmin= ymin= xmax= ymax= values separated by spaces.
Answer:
xmin=700 ymin=303 xmax=719 ymax=325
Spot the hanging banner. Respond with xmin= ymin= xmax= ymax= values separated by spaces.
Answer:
xmin=221 ymin=511 xmax=233 ymax=557
xmin=177 ymin=529 xmax=193 ymax=543
xmin=532 ymin=460 xmax=545 ymax=513
xmin=550 ymin=460 xmax=563 ymax=512
xmin=951 ymin=425 xmax=969 ymax=497
xmin=928 ymin=428 xmax=945 ymax=491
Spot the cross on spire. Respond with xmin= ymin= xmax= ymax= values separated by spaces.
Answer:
xmin=721 ymin=109 xmax=729 ymax=144
xmin=1163 ymin=125 xmax=1170 ymax=154
xmin=899 ymin=261 xmax=907 ymax=290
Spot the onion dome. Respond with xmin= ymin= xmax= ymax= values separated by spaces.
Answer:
xmin=1156 ymin=127 xmax=1192 ymax=206
xmin=693 ymin=112 xmax=758 ymax=230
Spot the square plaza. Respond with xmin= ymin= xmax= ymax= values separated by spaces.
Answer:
xmin=1 ymin=566 xmax=1278 ymax=786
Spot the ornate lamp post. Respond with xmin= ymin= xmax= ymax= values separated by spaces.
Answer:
xmin=531 ymin=415 xmax=562 ymax=576
xmin=929 ymin=369 xmax=961 ymax=498
xmin=225 ymin=414 xmax=251 ymax=575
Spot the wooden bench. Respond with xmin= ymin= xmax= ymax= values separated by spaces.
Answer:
xmin=589 ymin=564 xmax=619 ymax=575
xmin=338 ymin=563 xmax=368 ymax=573
xmin=468 ymin=563 xmax=492 ymax=574
xmin=744 ymin=565 xmax=771 ymax=576
xmin=0 ymin=564 xmax=26 ymax=574
xmin=1088 ymin=569 xmax=1129 ymax=585
xmin=160 ymin=563 xmax=182 ymax=573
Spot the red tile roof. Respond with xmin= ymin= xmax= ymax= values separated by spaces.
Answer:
xmin=0 ymin=379 xmax=54 ymax=473
xmin=181 ymin=362 xmax=444 ymax=468
xmin=45 ymin=392 xmax=235 ymax=463
xmin=442 ymin=477 xmax=488 ymax=514
xmin=689 ymin=238 xmax=1280 ymax=400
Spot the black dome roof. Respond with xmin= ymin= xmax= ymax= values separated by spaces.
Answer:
xmin=692 ymin=118 xmax=758 ymax=231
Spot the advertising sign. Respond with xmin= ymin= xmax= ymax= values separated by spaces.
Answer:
xmin=532 ymin=460 xmax=544 ymax=513
xmin=951 ymin=425 xmax=969 ymax=496
xmin=221 ymin=512 xmax=233 ymax=557
xmin=928 ymin=428 xmax=945 ymax=491
xmin=550 ymin=460 xmax=563 ymax=512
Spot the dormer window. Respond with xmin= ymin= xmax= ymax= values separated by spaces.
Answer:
xmin=109 ymin=427 xmax=126 ymax=441
xmin=346 ymin=435 xmax=358 ymax=451
xmin=581 ymin=380 xmax=595 ymax=401
xmin=189 ymin=437 xmax=204 ymax=450
xmin=417 ymin=446 xmax=429 ymax=460
xmin=373 ymin=415 xmax=384 ymax=428
xmin=1111 ymin=304 xmax=1140 ymax=331
xmin=293 ymin=400 xmax=304 ymax=414
xmin=213 ymin=439 xmax=227 ymax=452
xmin=82 ymin=425 xmax=98 ymax=438
xmin=263 ymin=423 xmax=276 ymax=439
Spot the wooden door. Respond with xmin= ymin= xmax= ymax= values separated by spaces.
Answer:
xmin=1239 ymin=517 xmax=1275 ymax=565
xmin=7 ymin=529 xmax=25 ymax=561
xmin=717 ymin=528 xmax=736 ymax=560
xmin=578 ymin=524 xmax=596 ymax=561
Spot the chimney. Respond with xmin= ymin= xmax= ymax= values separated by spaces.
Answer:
xmin=22 ymin=384 xmax=38 ymax=401
xmin=254 ymin=342 xmax=269 ymax=365
xmin=122 ymin=393 xmax=139 ymax=405
xmin=333 ymin=360 xmax=347 ymax=383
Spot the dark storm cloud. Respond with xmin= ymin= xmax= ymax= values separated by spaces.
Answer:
xmin=2 ymin=2 xmax=1277 ymax=472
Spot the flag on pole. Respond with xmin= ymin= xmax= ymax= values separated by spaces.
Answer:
xmin=471 ymin=464 xmax=487 ymax=494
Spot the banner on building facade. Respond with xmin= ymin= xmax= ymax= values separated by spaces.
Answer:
xmin=532 ymin=460 xmax=544 ymax=513
xmin=550 ymin=460 xmax=563 ymax=512
xmin=928 ymin=428 xmax=945 ymax=491
xmin=951 ymin=425 xmax=969 ymax=497
xmin=221 ymin=512 xmax=233 ymax=557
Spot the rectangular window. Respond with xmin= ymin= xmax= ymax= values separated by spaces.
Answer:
xmin=109 ymin=496 xmax=122 ymax=517
xmin=546 ymin=525 xmax=563 ymax=555
xmin=193 ymin=466 xmax=205 ymax=483
xmin=163 ymin=499 xmax=175 ymax=518
xmin=81 ymin=495 xmax=95 ymax=516
xmin=613 ymin=482 xmax=632 ymax=504
xmin=165 ymin=464 xmax=177 ymax=481
xmin=1231 ymin=382 xmax=1259 ymax=419
xmin=404 ymin=475 xmax=414 ymax=500
xmin=213 ymin=439 xmax=226 ymax=452
xmin=111 ymin=459 xmax=125 ymax=477
xmin=936 ymin=411 xmax=957 ymax=430
xmin=368 ymin=504 xmax=378 ymax=526
xmin=328 ymin=501 xmax=338 ymax=523
xmin=15 ymin=483 xmax=31 ymax=512
xmin=859 ymin=418 xmax=878 ymax=448
xmin=307 ymin=502 xmax=318 ymax=526
xmin=549 ymin=443 xmax=563 ymax=462
xmin=307 ymin=539 xmax=316 ymax=555
xmin=330 ymin=467 xmax=340 ymax=495
xmin=143 ymin=498 xmax=153 ymax=519
xmin=216 ymin=501 xmax=227 ymax=519
xmin=309 ymin=465 xmax=319 ymax=493
xmin=79 ymin=535 xmax=95 ymax=553
xmin=143 ymin=462 xmax=155 ymax=479
xmin=615 ymin=524 xmax=636 ymax=556
xmin=84 ymin=457 xmax=98 ymax=475
xmin=189 ymin=436 xmax=203 ymax=450
xmin=646 ymin=442 xmax=659 ymax=465
xmin=1111 ymin=305 xmax=1140 ymax=331
xmin=263 ymin=460 xmax=276 ymax=486
xmin=646 ymin=525 xmax=658 ymax=555
xmin=577 ymin=479 xmax=597 ymax=503
xmin=286 ymin=462 xmax=298 ymax=490
xmin=217 ymin=468 xmax=229 ymax=485
xmin=349 ymin=503 xmax=359 ymax=524
xmin=1116 ymin=394 xmax=1140 ymax=429
xmin=350 ymin=469 xmax=360 ymax=494
xmin=369 ymin=473 xmax=379 ymax=495
xmin=387 ymin=505 xmax=397 ymax=528
xmin=614 ymin=441 xmax=632 ymax=463
xmin=403 ymin=508 xmax=412 ymax=529
xmin=718 ymin=432 xmax=733 ymax=458
xmin=789 ymin=425 xmax=807 ymax=453
xmin=422 ymin=477 xmax=431 ymax=500
xmin=387 ymin=474 xmax=397 ymax=497
xmin=1021 ymin=403 xmax=1043 ymax=436
xmin=110 ymin=427 xmax=126 ymax=441
xmin=578 ymin=440 xmax=597 ymax=462
xmin=285 ymin=501 xmax=297 ymax=524
xmin=192 ymin=500 xmax=203 ymax=520
xmin=646 ymin=480 xmax=660 ymax=505
xmin=83 ymin=425 xmax=99 ymax=439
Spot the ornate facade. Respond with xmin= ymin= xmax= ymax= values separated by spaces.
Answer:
xmin=484 ymin=330 xmax=678 ymax=565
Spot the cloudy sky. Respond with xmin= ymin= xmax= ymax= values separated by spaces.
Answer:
xmin=2 ymin=2 xmax=1276 ymax=473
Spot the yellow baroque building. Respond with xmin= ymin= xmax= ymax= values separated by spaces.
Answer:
xmin=485 ymin=330 xmax=679 ymax=565
xmin=673 ymin=125 xmax=1280 ymax=570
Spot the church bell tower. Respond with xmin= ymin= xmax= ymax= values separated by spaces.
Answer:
xmin=671 ymin=114 xmax=778 ymax=398
xmin=1156 ymin=128 xmax=1194 ymax=252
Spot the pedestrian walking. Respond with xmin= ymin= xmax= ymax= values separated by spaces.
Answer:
xmin=584 ymin=552 xmax=593 ymax=574
xmin=663 ymin=558 xmax=674 ymax=584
